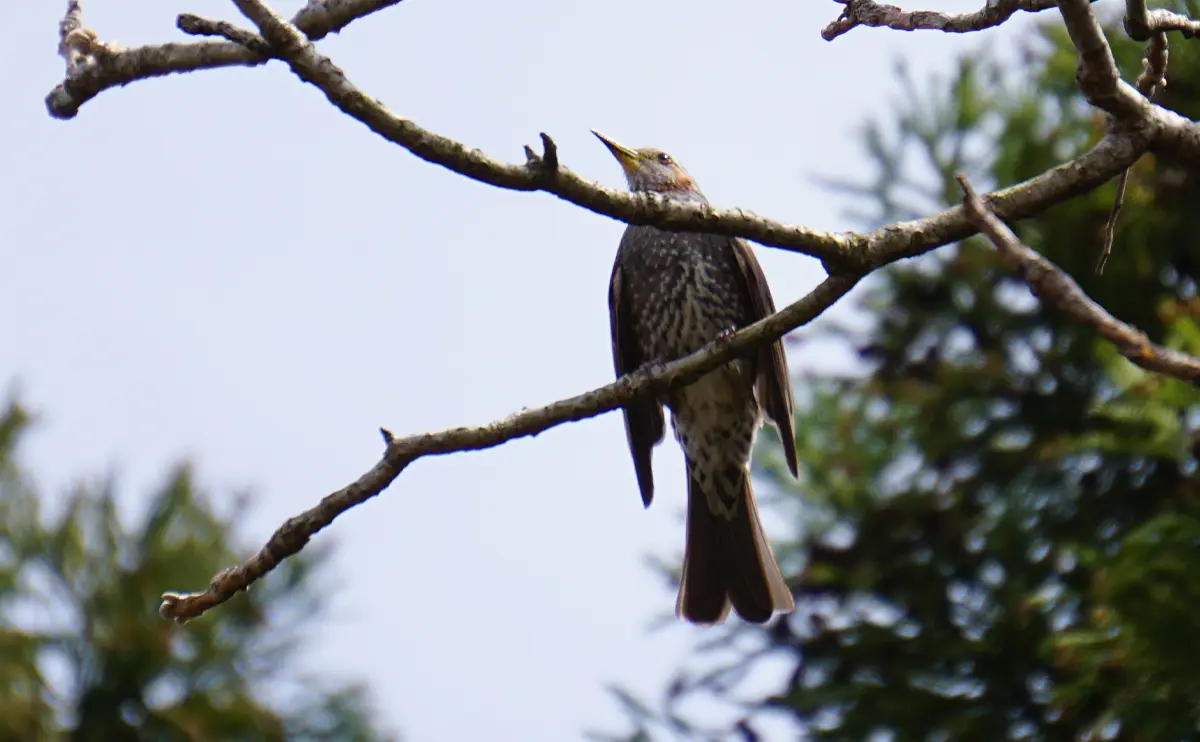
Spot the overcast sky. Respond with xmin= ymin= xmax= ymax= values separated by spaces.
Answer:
xmin=4 ymin=1 xmax=1009 ymax=739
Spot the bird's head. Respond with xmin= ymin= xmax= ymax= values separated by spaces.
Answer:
xmin=592 ymin=131 xmax=700 ymax=195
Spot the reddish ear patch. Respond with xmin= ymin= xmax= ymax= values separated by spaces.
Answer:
xmin=655 ymin=173 xmax=697 ymax=194
xmin=674 ymin=174 xmax=697 ymax=191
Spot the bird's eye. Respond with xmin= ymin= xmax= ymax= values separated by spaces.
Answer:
xmin=656 ymin=152 xmax=673 ymax=165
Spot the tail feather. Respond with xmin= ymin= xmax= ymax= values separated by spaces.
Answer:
xmin=676 ymin=478 xmax=732 ymax=624
xmin=676 ymin=466 xmax=794 ymax=625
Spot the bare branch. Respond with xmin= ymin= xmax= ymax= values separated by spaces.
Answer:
xmin=1125 ymin=0 xmax=1200 ymax=40
xmin=822 ymin=0 xmax=1061 ymax=42
xmin=45 ymin=0 xmax=405 ymax=120
xmin=957 ymin=176 xmax=1200 ymax=381
xmin=158 ymin=274 xmax=861 ymax=623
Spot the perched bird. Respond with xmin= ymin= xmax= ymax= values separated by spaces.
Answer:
xmin=594 ymin=131 xmax=800 ymax=625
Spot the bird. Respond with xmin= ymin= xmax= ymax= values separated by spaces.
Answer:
xmin=594 ymin=130 xmax=800 ymax=625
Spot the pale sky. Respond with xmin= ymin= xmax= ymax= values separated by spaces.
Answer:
xmin=4 ymin=1 xmax=1007 ymax=739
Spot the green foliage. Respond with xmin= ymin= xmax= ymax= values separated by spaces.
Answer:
xmin=0 ymin=399 xmax=396 ymax=742
xmin=616 ymin=9 xmax=1200 ymax=742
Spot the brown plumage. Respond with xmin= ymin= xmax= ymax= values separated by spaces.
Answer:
xmin=595 ymin=131 xmax=799 ymax=625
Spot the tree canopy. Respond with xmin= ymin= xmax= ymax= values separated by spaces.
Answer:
xmin=0 ymin=400 xmax=395 ymax=742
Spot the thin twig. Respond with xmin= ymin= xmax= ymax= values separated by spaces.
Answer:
xmin=822 ymin=0 xmax=1061 ymax=42
xmin=158 ymin=274 xmax=861 ymax=623
xmin=1097 ymin=32 xmax=1168 ymax=274
xmin=957 ymin=175 xmax=1200 ymax=381
xmin=1097 ymin=171 xmax=1131 ymax=274
xmin=177 ymin=14 xmax=273 ymax=56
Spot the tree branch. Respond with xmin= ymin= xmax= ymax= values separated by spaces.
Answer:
xmin=957 ymin=176 xmax=1200 ymax=381
xmin=45 ymin=0 xmax=406 ymax=120
xmin=822 ymin=0 xmax=1062 ymax=42
xmin=158 ymin=274 xmax=860 ymax=623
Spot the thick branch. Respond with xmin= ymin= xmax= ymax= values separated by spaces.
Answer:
xmin=1058 ymin=0 xmax=1148 ymax=119
xmin=158 ymin=274 xmax=860 ymax=623
xmin=822 ymin=0 xmax=1061 ymax=42
xmin=957 ymin=176 xmax=1200 ymax=381
xmin=45 ymin=0 xmax=405 ymax=119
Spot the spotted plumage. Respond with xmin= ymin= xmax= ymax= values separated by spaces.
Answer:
xmin=595 ymin=131 xmax=800 ymax=625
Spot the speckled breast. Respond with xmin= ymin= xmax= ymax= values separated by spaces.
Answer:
xmin=616 ymin=226 xmax=752 ymax=364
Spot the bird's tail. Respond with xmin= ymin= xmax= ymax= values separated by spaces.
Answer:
xmin=676 ymin=465 xmax=795 ymax=624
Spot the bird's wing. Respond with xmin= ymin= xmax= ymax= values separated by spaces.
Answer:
xmin=729 ymin=238 xmax=800 ymax=479
xmin=609 ymin=261 xmax=666 ymax=507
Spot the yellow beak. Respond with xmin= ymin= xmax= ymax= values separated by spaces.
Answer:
xmin=592 ymin=130 xmax=640 ymax=173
